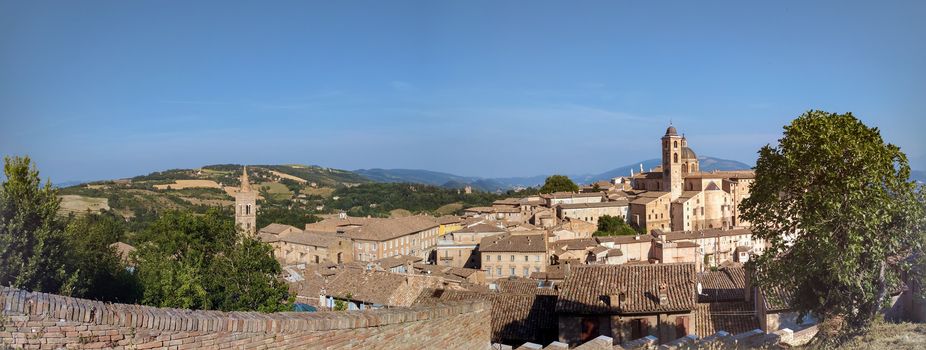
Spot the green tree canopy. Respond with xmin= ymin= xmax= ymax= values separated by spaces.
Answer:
xmin=133 ymin=209 xmax=291 ymax=312
xmin=593 ymin=215 xmax=638 ymax=236
xmin=539 ymin=175 xmax=579 ymax=194
xmin=0 ymin=156 xmax=69 ymax=293
xmin=61 ymin=212 xmax=141 ymax=303
xmin=741 ymin=111 xmax=925 ymax=341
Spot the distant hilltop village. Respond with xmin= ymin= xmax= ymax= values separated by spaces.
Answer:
xmin=209 ymin=125 xmax=920 ymax=349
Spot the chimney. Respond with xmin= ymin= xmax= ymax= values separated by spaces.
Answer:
xmin=658 ymin=282 xmax=669 ymax=305
xmin=608 ymin=291 xmax=626 ymax=309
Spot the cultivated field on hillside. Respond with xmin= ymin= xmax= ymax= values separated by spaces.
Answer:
xmin=58 ymin=195 xmax=110 ymax=214
xmin=268 ymin=169 xmax=307 ymax=183
xmin=153 ymin=180 xmax=221 ymax=190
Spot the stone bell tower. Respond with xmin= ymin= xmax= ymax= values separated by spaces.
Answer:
xmin=235 ymin=166 xmax=257 ymax=236
xmin=661 ymin=125 xmax=683 ymax=201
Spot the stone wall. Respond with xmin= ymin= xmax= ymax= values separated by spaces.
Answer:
xmin=0 ymin=286 xmax=491 ymax=349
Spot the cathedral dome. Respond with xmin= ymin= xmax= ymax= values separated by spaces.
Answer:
xmin=681 ymin=146 xmax=697 ymax=160
xmin=665 ymin=125 xmax=678 ymax=136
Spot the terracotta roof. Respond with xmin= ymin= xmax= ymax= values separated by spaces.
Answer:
xmin=274 ymin=231 xmax=344 ymax=248
xmin=544 ymin=192 xmax=605 ymax=199
xmin=373 ymin=255 xmax=423 ymax=269
xmin=436 ymin=215 xmax=462 ymax=225
xmin=494 ymin=277 xmax=559 ymax=296
xmin=304 ymin=216 xmax=379 ymax=233
xmin=531 ymin=265 xmax=566 ymax=281
xmin=551 ymin=238 xmax=599 ymax=252
xmin=556 ymin=263 xmax=696 ymax=314
xmin=596 ymin=235 xmax=654 ymax=245
xmin=258 ymin=223 xmax=301 ymax=235
xmin=694 ymin=302 xmax=759 ymax=337
xmin=413 ymin=288 xmax=558 ymax=345
xmin=761 ymin=285 xmax=793 ymax=312
xmin=480 ymin=234 xmax=546 ymax=253
xmin=630 ymin=191 xmax=671 ymax=204
xmin=660 ymin=228 xmax=753 ymax=241
xmin=606 ymin=249 xmax=624 ymax=257
xmin=557 ymin=200 xmax=629 ymax=209
xmin=324 ymin=268 xmax=447 ymax=307
xmin=631 ymin=172 xmax=663 ymax=180
xmin=455 ymin=223 xmax=506 ymax=234
xmin=341 ymin=215 xmax=438 ymax=242
xmin=697 ymin=267 xmax=745 ymax=303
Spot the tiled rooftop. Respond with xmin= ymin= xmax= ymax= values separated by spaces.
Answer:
xmin=556 ymin=263 xmax=696 ymax=315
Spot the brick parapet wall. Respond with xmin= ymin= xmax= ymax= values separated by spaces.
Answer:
xmin=0 ymin=286 xmax=491 ymax=349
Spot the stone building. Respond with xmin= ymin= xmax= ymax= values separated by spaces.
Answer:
xmin=543 ymin=192 xmax=605 ymax=207
xmin=629 ymin=191 xmax=672 ymax=232
xmin=258 ymin=224 xmax=353 ymax=265
xmin=234 ymin=166 xmax=258 ymax=236
xmin=555 ymin=263 xmax=697 ymax=346
xmin=556 ymin=200 xmax=630 ymax=225
xmin=435 ymin=223 xmax=507 ymax=268
xmin=304 ymin=215 xmax=441 ymax=262
xmin=480 ymin=233 xmax=548 ymax=280
xmin=659 ymin=228 xmax=764 ymax=269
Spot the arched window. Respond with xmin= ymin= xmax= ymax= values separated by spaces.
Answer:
xmin=673 ymin=153 xmax=678 ymax=163
xmin=682 ymin=164 xmax=688 ymax=173
xmin=674 ymin=141 xmax=678 ymax=148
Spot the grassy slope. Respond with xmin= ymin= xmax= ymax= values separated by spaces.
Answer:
xmin=824 ymin=321 xmax=926 ymax=350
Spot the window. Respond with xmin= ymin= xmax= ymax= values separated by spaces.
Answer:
xmin=496 ymin=267 xmax=502 ymax=276
xmin=487 ymin=269 xmax=492 ymax=277
xmin=510 ymin=255 xmax=515 ymax=262
xmin=497 ymin=255 xmax=502 ymax=261
xmin=524 ymin=256 xmax=528 ymax=262
xmin=486 ymin=255 xmax=491 ymax=262
xmin=523 ymin=267 xmax=529 ymax=277
xmin=509 ymin=267 xmax=515 ymax=276
xmin=534 ymin=255 xmax=540 ymax=262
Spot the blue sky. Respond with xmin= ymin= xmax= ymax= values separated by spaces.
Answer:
xmin=2 ymin=1 xmax=924 ymax=182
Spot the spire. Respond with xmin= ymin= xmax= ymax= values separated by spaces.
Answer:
xmin=240 ymin=166 xmax=251 ymax=192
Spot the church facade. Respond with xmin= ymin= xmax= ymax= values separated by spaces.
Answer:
xmin=630 ymin=126 xmax=754 ymax=232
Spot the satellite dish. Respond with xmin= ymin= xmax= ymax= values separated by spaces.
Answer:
xmin=697 ymin=282 xmax=703 ymax=295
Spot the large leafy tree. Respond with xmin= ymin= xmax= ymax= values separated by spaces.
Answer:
xmin=0 ymin=156 xmax=70 ymax=292
xmin=540 ymin=175 xmax=579 ymax=194
xmin=742 ymin=111 xmax=925 ymax=341
xmin=61 ymin=212 xmax=141 ymax=303
xmin=133 ymin=209 xmax=291 ymax=311
xmin=593 ymin=215 xmax=638 ymax=236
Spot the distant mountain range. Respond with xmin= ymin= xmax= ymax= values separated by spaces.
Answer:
xmin=356 ymin=156 xmax=754 ymax=192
